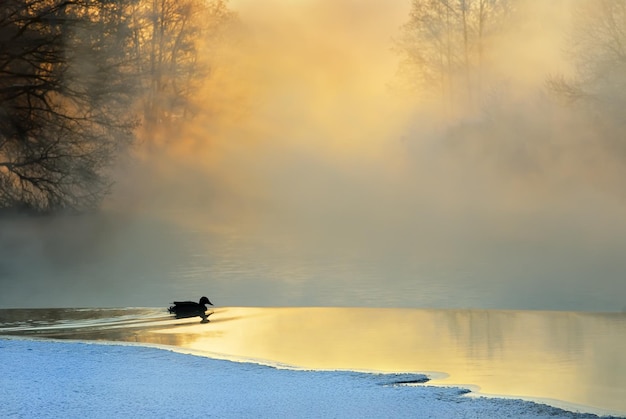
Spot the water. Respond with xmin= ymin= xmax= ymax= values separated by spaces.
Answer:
xmin=1 ymin=211 xmax=626 ymax=311
xmin=2 ymin=211 xmax=625 ymax=415
xmin=1 ymin=307 xmax=625 ymax=416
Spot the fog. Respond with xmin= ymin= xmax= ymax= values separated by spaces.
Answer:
xmin=1 ymin=0 xmax=626 ymax=311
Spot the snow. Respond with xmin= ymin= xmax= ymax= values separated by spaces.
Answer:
xmin=0 ymin=338 xmax=615 ymax=419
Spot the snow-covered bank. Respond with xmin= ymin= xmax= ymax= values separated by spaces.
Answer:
xmin=0 ymin=338 xmax=616 ymax=418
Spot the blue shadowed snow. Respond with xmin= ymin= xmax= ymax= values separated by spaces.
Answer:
xmin=0 ymin=338 xmax=613 ymax=419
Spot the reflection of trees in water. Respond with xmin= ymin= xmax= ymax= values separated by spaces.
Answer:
xmin=3 ymin=307 xmax=625 ymax=371
xmin=440 ymin=309 xmax=618 ymax=363
xmin=443 ymin=309 xmax=512 ymax=360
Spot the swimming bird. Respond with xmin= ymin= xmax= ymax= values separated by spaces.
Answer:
xmin=168 ymin=296 xmax=213 ymax=323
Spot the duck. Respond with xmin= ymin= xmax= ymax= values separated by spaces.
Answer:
xmin=168 ymin=296 xmax=213 ymax=323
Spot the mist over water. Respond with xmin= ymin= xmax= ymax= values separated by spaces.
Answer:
xmin=1 ymin=0 xmax=626 ymax=311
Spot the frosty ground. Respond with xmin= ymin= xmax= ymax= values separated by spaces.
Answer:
xmin=1 ymin=338 xmax=618 ymax=418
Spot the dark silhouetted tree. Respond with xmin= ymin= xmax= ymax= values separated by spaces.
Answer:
xmin=0 ymin=0 xmax=138 ymax=212
xmin=1 ymin=0 xmax=238 ymax=212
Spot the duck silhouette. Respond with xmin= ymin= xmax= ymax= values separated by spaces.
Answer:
xmin=168 ymin=296 xmax=213 ymax=323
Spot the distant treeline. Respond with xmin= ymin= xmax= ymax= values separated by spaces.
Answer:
xmin=1 ymin=0 xmax=624 ymax=213
xmin=395 ymin=0 xmax=626 ymax=176
xmin=396 ymin=1 xmax=626 ymax=118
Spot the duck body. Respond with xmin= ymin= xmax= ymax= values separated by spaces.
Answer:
xmin=168 ymin=296 xmax=213 ymax=323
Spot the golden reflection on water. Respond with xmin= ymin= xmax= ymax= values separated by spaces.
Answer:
xmin=151 ymin=307 xmax=626 ymax=415
xmin=1 ymin=307 xmax=625 ymax=416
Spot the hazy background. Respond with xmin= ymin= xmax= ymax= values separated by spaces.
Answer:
xmin=1 ymin=0 xmax=625 ymax=311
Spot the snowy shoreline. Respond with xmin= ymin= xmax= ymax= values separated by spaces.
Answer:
xmin=1 ymin=337 xmax=621 ymax=418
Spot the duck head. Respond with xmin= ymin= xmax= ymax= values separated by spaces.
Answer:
xmin=199 ymin=296 xmax=213 ymax=306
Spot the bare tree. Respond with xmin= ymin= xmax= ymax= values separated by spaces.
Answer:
xmin=128 ymin=0 xmax=237 ymax=145
xmin=0 ymin=0 xmax=138 ymax=213
xmin=547 ymin=0 xmax=626 ymax=130
xmin=395 ymin=0 xmax=512 ymax=118
xmin=0 ymin=0 xmax=237 ymax=212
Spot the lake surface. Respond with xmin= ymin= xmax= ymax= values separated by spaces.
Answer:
xmin=2 ymin=212 xmax=626 ymax=416
xmin=1 ymin=212 xmax=626 ymax=312
xmin=1 ymin=307 xmax=625 ymax=417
